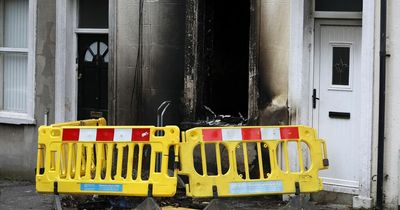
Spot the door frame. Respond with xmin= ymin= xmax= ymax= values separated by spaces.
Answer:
xmin=55 ymin=0 xmax=111 ymax=123
xmin=288 ymin=0 xmax=375 ymax=207
xmin=313 ymin=19 xmax=362 ymax=195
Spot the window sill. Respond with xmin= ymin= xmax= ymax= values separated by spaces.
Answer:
xmin=0 ymin=111 xmax=36 ymax=125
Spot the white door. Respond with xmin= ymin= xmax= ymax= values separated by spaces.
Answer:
xmin=313 ymin=22 xmax=362 ymax=194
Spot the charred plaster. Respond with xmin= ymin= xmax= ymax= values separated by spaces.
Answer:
xmin=184 ymin=0 xmax=199 ymax=121
xmin=258 ymin=0 xmax=290 ymax=125
xmin=112 ymin=0 xmax=185 ymax=125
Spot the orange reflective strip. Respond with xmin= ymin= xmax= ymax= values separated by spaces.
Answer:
xmin=202 ymin=129 xmax=222 ymax=142
xmin=241 ymin=128 xmax=261 ymax=140
xmin=96 ymin=129 xmax=115 ymax=141
xmin=280 ymin=127 xmax=299 ymax=139
xmin=63 ymin=129 xmax=80 ymax=141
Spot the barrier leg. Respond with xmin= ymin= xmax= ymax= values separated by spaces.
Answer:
xmin=204 ymin=199 xmax=229 ymax=210
xmin=203 ymin=186 xmax=229 ymax=210
xmin=54 ymin=194 xmax=63 ymax=210
xmin=281 ymin=195 xmax=316 ymax=210
xmin=135 ymin=197 xmax=161 ymax=210
xmin=281 ymin=183 xmax=316 ymax=210
xmin=135 ymin=184 xmax=161 ymax=210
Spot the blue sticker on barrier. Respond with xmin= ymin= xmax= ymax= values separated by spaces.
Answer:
xmin=80 ymin=183 xmax=123 ymax=192
xmin=229 ymin=181 xmax=283 ymax=195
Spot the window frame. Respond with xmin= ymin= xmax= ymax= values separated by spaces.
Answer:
xmin=0 ymin=0 xmax=36 ymax=124
xmin=328 ymin=42 xmax=354 ymax=91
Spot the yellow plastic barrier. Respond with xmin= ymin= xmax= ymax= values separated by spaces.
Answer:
xmin=179 ymin=126 xmax=329 ymax=198
xmin=50 ymin=118 xmax=107 ymax=127
xmin=36 ymin=118 xmax=180 ymax=197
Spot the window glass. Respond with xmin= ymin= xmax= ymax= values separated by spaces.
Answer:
xmin=1 ymin=52 xmax=27 ymax=112
xmin=332 ymin=47 xmax=350 ymax=86
xmin=79 ymin=0 xmax=109 ymax=28
xmin=1 ymin=0 xmax=28 ymax=48
xmin=0 ymin=0 xmax=29 ymax=113
xmin=84 ymin=41 xmax=109 ymax=63
xmin=315 ymin=0 xmax=362 ymax=12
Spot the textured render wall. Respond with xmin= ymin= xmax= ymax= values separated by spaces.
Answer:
xmin=258 ymin=0 xmax=290 ymax=125
xmin=0 ymin=0 xmax=55 ymax=180
xmin=115 ymin=0 xmax=185 ymax=125
xmin=382 ymin=0 xmax=400 ymax=208
xmin=114 ymin=0 xmax=136 ymax=124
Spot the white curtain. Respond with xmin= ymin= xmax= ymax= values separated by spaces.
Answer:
xmin=1 ymin=0 xmax=28 ymax=113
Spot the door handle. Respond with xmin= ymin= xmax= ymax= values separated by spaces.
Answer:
xmin=312 ymin=89 xmax=320 ymax=109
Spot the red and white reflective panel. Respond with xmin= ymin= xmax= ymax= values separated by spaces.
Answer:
xmin=202 ymin=127 xmax=299 ymax=142
xmin=62 ymin=128 xmax=151 ymax=142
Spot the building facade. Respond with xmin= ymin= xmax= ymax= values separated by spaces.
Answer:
xmin=0 ymin=0 xmax=399 ymax=209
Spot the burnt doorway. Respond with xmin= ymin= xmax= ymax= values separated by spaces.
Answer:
xmin=185 ymin=0 xmax=252 ymax=120
xmin=201 ymin=0 xmax=250 ymax=117
xmin=77 ymin=34 xmax=109 ymax=120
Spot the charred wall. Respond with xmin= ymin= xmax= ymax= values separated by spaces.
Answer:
xmin=113 ymin=0 xmax=290 ymax=126
xmin=257 ymin=0 xmax=290 ymax=125
xmin=113 ymin=0 xmax=185 ymax=125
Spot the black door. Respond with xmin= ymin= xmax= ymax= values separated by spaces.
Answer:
xmin=78 ymin=34 xmax=109 ymax=120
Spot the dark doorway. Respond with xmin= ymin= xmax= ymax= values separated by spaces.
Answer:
xmin=199 ymin=0 xmax=250 ymax=118
xmin=78 ymin=34 xmax=109 ymax=120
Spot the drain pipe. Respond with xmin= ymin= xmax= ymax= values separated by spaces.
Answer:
xmin=376 ymin=0 xmax=387 ymax=209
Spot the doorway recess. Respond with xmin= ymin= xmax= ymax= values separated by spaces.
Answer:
xmin=185 ymin=0 xmax=253 ymax=120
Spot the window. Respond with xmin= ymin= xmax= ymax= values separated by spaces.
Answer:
xmin=79 ymin=0 xmax=108 ymax=28
xmin=332 ymin=47 xmax=350 ymax=86
xmin=84 ymin=41 xmax=109 ymax=63
xmin=315 ymin=0 xmax=362 ymax=12
xmin=0 ymin=0 xmax=35 ymax=124
xmin=314 ymin=0 xmax=362 ymax=19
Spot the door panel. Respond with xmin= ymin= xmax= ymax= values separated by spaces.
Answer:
xmin=78 ymin=34 xmax=109 ymax=120
xmin=313 ymin=24 xmax=361 ymax=194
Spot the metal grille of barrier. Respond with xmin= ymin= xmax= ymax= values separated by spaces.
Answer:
xmin=36 ymin=119 xmax=180 ymax=197
xmin=178 ymin=126 xmax=329 ymax=198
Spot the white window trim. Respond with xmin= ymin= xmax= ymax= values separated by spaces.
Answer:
xmin=56 ymin=0 xmax=109 ymax=123
xmin=0 ymin=0 xmax=36 ymax=125
xmin=56 ymin=0 xmax=77 ymax=123
xmin=75 ymin=28 xmax=109 ymax=34
xmin=0 ymin=47 xmax=29 ymax=53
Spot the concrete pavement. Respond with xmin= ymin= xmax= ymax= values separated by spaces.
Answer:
xmin=0 ymin=179 xmax=352 ymax=210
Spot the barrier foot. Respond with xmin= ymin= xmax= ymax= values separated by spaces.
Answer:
xmin=135 ymin=197 xmax=161 ymax=210
xmin=281 ymin=195 xmax=316 ymax=210
xmin=204 ymin=199 xmax=229 ymax=210
xmin=53 ymin=194 xmax=63 ymax=210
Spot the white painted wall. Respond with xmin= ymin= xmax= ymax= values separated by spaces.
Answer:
xmin=381 ymin=0 xmax=400 ymax=208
